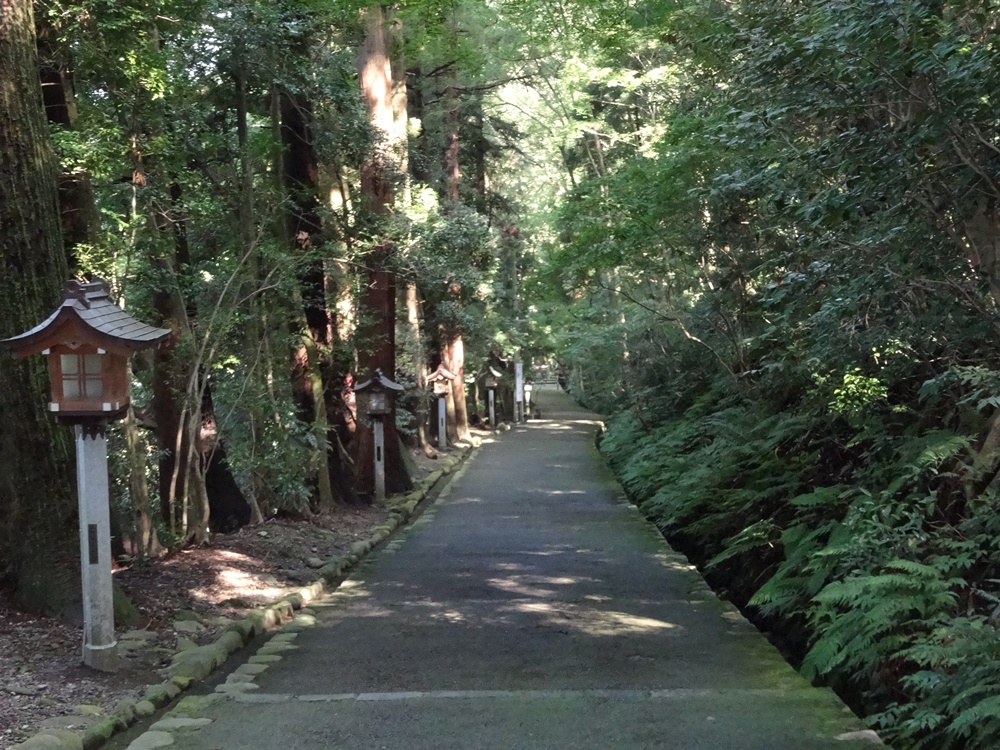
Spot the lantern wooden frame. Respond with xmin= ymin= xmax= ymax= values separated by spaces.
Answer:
xmin=428 ymin=364 xmax=456 ymax=395
xmin=354 ymin=368 xmax=404 ymax=420
xmin=1 ymin=279 xmax=169 ymax=423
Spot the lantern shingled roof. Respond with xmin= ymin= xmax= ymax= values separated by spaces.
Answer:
xmin=427 ymin=364 xmax=456 ymax=382
xmin=1 ymin=279 xmax=169 ymax=356
xmin=354 ymin=368 xmax=405 ymax=393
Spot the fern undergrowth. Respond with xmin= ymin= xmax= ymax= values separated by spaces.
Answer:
xmin=599 ymin=370 xmax=1000 ymax=750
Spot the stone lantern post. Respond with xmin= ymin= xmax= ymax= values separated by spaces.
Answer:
xmin=353 ymin=369 xmax=404 ymax=503
xmin=485 ymin=366 xmax=502 ymax=428
xmin=1 ymin=279 xmax=168 ymax=671
xmin=427 ymin=365 xmax=456 ymax=450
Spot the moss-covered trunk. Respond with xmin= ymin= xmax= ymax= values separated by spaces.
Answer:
xmin=0 ymin=0 xmax=74 ymax=594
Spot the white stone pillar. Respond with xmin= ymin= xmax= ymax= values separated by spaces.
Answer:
xmin=515 ymin=362 xmax=524 ymax=423
xmin=74 ymin=425 xmax=118 ymax=672
xmin=373 ymin=418 xmax=386 ymax=503
xmin=438 ymin=395 xmax=448 ymax=451
xmin=488 ymin=389 xmax=496 ymax=428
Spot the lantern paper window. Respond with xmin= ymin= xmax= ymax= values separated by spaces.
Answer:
xmin=368 ymin=392 xmax=389 ymax=415
xmin=61 ymin=353 xmax=104 ymax=400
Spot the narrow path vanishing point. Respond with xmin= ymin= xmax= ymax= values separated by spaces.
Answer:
xmin=116 ymin=387 xmax=880 ymax=749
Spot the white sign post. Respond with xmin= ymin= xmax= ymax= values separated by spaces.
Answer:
xmin=373 ymin=418 xmax=385 ymax=503
xmin=515 ymin=362 xmax=525 ymax=423
xmin=75 ymin=425 xmax=117 ymax=671
xmin=438 ymin=395 xmax=448 ymax=450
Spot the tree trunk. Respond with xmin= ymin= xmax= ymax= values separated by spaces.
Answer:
xmin=0 ymin=0 xmax=74 ymax=591
xmin=148 ymin=187 xmax=194 ymax=532
xmin=441 ymin=331 xmax=470 ymax=442
xmin=405 ymin=282 xmax=435 ymax=455
xmin=438 ymin=73 xmax=471 ymax=441
xmin=355 ymin=4 xmax=412 ymax=497
xmin=387 ymin=6 xmax=410 ymax=208
xmin=125 ymin=407 xmax=163 ymax=560
xmin=279 ymin=71 xmax=341 ymax=510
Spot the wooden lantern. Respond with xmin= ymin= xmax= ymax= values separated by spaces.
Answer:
xmin=1 ymin=278 xmax=168 ymax=672
xmin=485 ymin=365 xmax=503 ymax=390
xmin=428 ymin=364 xmax=456 ymax=396
xmin=354 ymin=368 xmax=403 ymax=418
xmin=1 ymin=279 xmax=169 ymax=423
xmin=353 ymin=369 xmax=404 ymax=503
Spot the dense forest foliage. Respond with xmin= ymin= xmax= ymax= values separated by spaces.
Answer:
xmin=538 ymin=0 xmax=1000 ymax=747
xmin=7 ymin=0 xmax=1000 ymax=745
xmin=0 ymin=0 xmax=532 ymax=616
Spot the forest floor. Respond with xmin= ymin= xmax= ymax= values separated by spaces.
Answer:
xmin=0 ymin=443 xmax=461 ymax=748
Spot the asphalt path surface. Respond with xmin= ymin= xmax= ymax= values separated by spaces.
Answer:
xmin=130 ymin=386 xmax=880 ymax=749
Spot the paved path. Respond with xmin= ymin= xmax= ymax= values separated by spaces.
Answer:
xmin=127 ymin=387 xmax=879 ymax=749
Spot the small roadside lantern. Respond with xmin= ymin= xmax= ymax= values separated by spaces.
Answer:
xmin=1 ymin=278 xmax=168 ymax=672
xmin=354 ymin=369 xmax=404 ymax=503
xmin=485 ymin=366 xmax=502 ymax=428
xmin=2 ymin=279 xmax=167 ymax=423
xmin=427 ymin=365 xmax=456 ymax=449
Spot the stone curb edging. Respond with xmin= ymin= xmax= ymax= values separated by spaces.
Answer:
xmin=6 ymin=445 xmax=476 ymax=750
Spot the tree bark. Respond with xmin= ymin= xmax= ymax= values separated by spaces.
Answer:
xmin=148 ymin=183 xmax=194 ymax=532
xmin=405 ymin=282 xmax=435 ymax=455
xmin=125 ymin=407 xmax=163 ymax=560
xmin=279 ymin=69 xmax=342 ymax=509
xmin=0 ymin=0 xmax=74 ymax=591
xmin=441 ymin=329 xmax=470 ymax=441
xmin=355 ymin=4 xmax=412 ymax=497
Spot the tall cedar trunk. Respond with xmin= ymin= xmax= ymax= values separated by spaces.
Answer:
xmin=406 ymin=282 xmax=434 ymax=454
xmin=233 ymin=56 xmax=266 ymax=525
xmin=504 ymin=228 xmax=520 ymax=421
xmin=445 ymin=95 xmax=461 ymax=201
xmin=34 ymin=17 xmax=96 ymax=269
xmin=387 ymin=7 xmax=410 ymax=207
xmin=440 ymin=80 xmax=471 ymax=442
xmin=0 ymin=0 xmax=74 ymax=590
xmin=279 ymin=72 xmax=341 ymax=509
xmin=356 ymin=4 xmax=412 ymax=496
xmin=471 ymin=96 xmax=488 ymax=215
xmin=441 ymin=328 xmax=469 ymax=441
xmin=149 ymin=178 xmax=250 ymax=540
